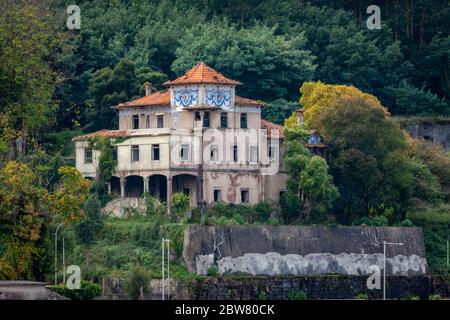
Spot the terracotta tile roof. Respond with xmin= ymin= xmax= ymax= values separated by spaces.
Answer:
xmin=261 ymin=119 xmax=284 ymax=138
xmin=73 ymin=130 xmax=129 ymax=141
xmin=112 ymin=90 xmax=170 ymax=109
xmin=163 ymin=62 xmax=242 ymax=86
xmin=235 ymin=95 xmax=266 ymax=107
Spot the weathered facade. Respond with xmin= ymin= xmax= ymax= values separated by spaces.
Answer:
xmin=74 ymin=62 xmax=289 ymax=211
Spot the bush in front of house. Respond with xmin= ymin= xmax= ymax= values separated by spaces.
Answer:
xmin=48 ymin=280 xmax=101 ymax=300
xmin=125 ymin=266 xmax=150 ymax=300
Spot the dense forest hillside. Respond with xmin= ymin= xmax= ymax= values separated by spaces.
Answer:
xmin=0 ymin=0 xmax=449 ymax=283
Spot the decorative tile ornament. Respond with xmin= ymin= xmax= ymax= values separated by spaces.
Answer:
xmin=206 ymin=88 xmax=232 ymax=107
xmin=174 ymin=89 xmax=198 ymax=107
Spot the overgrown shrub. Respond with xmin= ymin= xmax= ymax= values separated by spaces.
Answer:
xmin=125 ymin=266 xmax=150 ymax=300
xmin=171 ymin=192 xmax=190 ymax=221
xmin=49 ymin=280 xmax=101 ymax=300
xmin=287 ymin=289 xmax=307 ymax=300
xmin=354 ymin=293 xmax=369 ymax=300
xmin=207 ymin=266 xmax=219 ymax=277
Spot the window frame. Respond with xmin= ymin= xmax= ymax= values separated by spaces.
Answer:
xmin=213 ymin=189 xmax=222 ymax=203
xmin=240 ymin=113 xmax=247 ymax=129
xmin=152 ymin=144 xmax=160 ymax=161
xmin=131 ymin=145 xmax=140 ymax=162
xmin=240 ymin=189 xmax=249 ymax=203
xmin=132 ymin=114 xmax=140 ymax=129
xmin=84 ymin=147 xmax=93 ymax=164
xmin=220 ymin=112 xmax=228 ymax=128
xmin=156 ymin=114 xmax=164 ymax=128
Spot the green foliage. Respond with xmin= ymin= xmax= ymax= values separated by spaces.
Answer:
xmin=262 ymin=99 xmax=299 ymax=124
xmin=49 ymin=280 xmax=101 ymax=300
xmin=171 ymin=192 xmax=190 ymax=221
xmin=287 ymin=289 xmax=308 ymax=300
xmin=354 ymin=216 xmax=389 ymax=227
xmin=75 ymin=196 xmax=104 ymax=245
xmin=354 ymin=293 xmax=369 ymax=300
xmin=207 ymin=266 xmax=219 ymax=277
xmin=172 ymin=19 xmax=316 ymax=101
xmin=428 ymin=294 xmax=442 ymax=300
xmin=124 ymin=266 xmax=150 ymax=300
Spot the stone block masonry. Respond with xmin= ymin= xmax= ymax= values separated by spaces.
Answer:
xmin=183 ymin=225 xmax=427 ymax=276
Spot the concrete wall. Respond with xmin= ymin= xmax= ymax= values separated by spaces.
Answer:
xmin=183 ymin=226 xmax=427 ymax=276
xmin=0 ymin=281 xmax=67 ymax=300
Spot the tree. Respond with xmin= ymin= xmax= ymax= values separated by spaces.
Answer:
xmin=172 ymin=19 xmax=316 ymax=101
xmin=299 ymin=81 xmax=387 ymax=129
xmin=262 ymin=99 xmax=299 ymax=125
xmin=75 ymin=196 xmax=103 ymax=245
xmin=0 ymin=161 xmax=49 ymax=279
xmin=0 ymin=1 xmax=59 ymax=158
xmin=282 ymin=127 xmax=338 ymax=223
xmin=84 ymin=59 xmax=167 ymax=131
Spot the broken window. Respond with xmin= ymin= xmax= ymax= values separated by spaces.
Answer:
xmin=210 ymin=144 xmax=218 ymax=162
xmin=132 ymin=114 xmax=139 ymax=129
xmin=131 ymin=145 xmax=139 ymax=162
xmin=180 ymin=143 xmax=189 ymax=161
xmin=213 ymin=189 xmax=222 ymax=202
xmin=152 ymin=144 xmax=160 ymax=161
xmin=241 ymin=189 xmax=249 ymax=203
xmin=84 ymin=148 xmax=93 ymax=164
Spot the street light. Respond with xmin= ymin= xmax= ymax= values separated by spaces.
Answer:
xmin=383 ymin=241 xmax=404 ymax=300
xmin=54 ymin=223 xmax=64 ymax=285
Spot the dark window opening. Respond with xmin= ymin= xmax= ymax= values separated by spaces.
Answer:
xmin=157 ymin=115 xmax=164 ymax=128
xmin=220 ymin=112 xmax=228 ymax=128
xmin=233 ymin=145 xmax=238 ymax=162
xmin=152 ymin=144 xmax=160 ymax=161
xmin=203 ymin=111 xmax=210 ymax=128
xmin=183 ymin=188 xmax=190 ymax=196
xmin=132 ymin=115 xmax=139 ymax=129
xmin=112 ymin=147 xmax=118 ymax=161
xmin=240 ymin=113 xmax=247 ymax=129
xmin=195 ymin=111 xmax=201 ymax=121
xmin=210 ymin=145 xmax=218 ymax=161
xmin=241 ymin=189 xmax=249 ymax=203
xmin=145 ymin=115 xmax=150 ymax=128
xmin=213 ymin=189 xmax=222 ymax=202
xmin=84 ymin=148 xmax=93 ymax=164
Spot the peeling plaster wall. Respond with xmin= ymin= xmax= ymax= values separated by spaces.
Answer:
xmin=183 ymin=225 xmax=427 ymax=276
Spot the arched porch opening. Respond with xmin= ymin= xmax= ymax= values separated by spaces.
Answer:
xmin=148 ymin=174 xmax=167 ymax=202
xmin=110 ymin=176 xmax=121 ymax=195
xmin=172 ymin=174 xmax=198 ymax=206
xmin=125 ymin=175 xmax=144 ymax=197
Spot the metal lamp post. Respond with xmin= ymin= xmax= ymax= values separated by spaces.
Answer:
xmin=54 ymin=223 xmax=64 ymax=285
xmin=383 ymin=241 xmax=404 ymax=300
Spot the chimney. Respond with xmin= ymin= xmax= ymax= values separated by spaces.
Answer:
xmin=296 ymin=109 xmax=304 ymax=126
xmin=144 ymin=82 xmax=152 ymax=96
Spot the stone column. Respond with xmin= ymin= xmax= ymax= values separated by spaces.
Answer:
xmin=144 ymin=176 xmax=149 ymax=194
xmin=120 ymin=177 xmax=125 ymax=198
xmin=167 ymin=176 xmax=172 ymax=215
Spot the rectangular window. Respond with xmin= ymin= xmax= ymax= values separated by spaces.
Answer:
xmin=132 ymin=114 xmax=139 ymax=129
xmin=180 ymin=143 xmax=189 ymax=161
xmin=112 ymin=147 xmax=118 ymax=161
xmin=203 ymin=111 xmax=210 ymax=128
xmin=157 ymin=115 xmax=164 ymax=128
xmin=145 ymin=115 xmax=150 ymax=128
xmin=240 ymin=113 xmax=247 ymax=129
xmin=131 ymin=145 xmax=139 ymax=162
xmin=195 ymin=111 xmax=201 ymax=121
xmin=249 ymin=145 xmax=258 ymax=163
xmin=232 ymin=145 xmax=238 ymax=162
xmin=152 ymin=144 xmax=160 ymax=161
xmin=210 ymin=144 xmax=218 ymax=161
xmin=84 ymin=148 xmax=93 ymax=164
xmin=220 ymin=112 xmax=228 ymax=128
xmin=241 ymin=189 xmax=249 ymax=203
xmin=213 ymin=189 xmax=222 ymax=203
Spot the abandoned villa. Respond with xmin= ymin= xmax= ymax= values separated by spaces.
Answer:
xmin=73 ymin=62 xmax=324 ymax=212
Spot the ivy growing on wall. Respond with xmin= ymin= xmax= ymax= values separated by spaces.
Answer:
xmin=88 ymin=136 xmax=127 ymax=204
